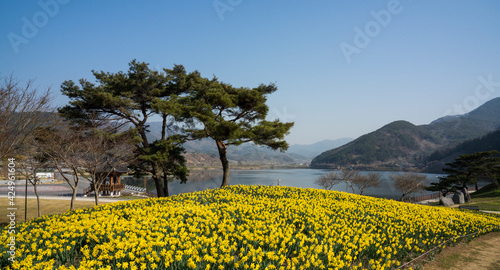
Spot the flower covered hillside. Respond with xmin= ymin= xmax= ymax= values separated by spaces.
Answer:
xmin=2 ymin=185 xmax=500 ymax=269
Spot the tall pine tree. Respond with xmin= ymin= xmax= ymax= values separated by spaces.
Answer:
xmin=165 ymin=66 xmax=294 ymax=187
xmin=59 ymin=60 xmax=187 ymax=197
xmin=427 ymin=150 xmax=500 ymax=196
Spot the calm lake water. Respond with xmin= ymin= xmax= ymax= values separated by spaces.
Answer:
xmin=125 ymin=169 xmax=444 ymax=200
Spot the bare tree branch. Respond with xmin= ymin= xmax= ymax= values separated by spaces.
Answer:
xmin=0 ymin=75 xmax=54 ymax=160
xmin=315 ymin=172 xmax=343 ymax=190
xmin=391 ymin=172 xmax=429 ymax=202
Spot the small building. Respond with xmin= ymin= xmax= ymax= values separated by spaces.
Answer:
xmin=83 ymin=166 xmax=128 ymax=197
xmin=36 ymin=172 xmax=54 ymax=182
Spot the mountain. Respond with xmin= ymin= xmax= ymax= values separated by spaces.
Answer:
xmin=432 ymin=97 xmax=500 ymax=125
xmin=287 ymin=138 xmax=353 ymax=158
xmin=182 ymin=137 xmax=353 ymax=166
xmin=144 ymin=123 xmax=303 ymax=166
xmin=428 ymin=98 xmax=500 ymax=142
xmin=183 ymin=139 xmax=309 ymax=166
xmin=311 ymin=97 xmax=500 ymax=170
xmin=311 ymin=121 xmax=440 ymax=169
xmin=423 ymin=129 xmax=500 ymax=172
xmin=145 ymin=124 xmax=351 ymax=167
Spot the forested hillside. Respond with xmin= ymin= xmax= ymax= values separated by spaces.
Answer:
xmin=311 ymin=98 xmax=500 ymax=170
xmin=423 ymin=129 xmax=500 ymax=172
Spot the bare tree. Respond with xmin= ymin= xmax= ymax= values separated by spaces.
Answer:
xmin=390 ymin=172 xmax=429 ymax=202
xmin=35 ymin=125 xmax=88 ymax=210
xmin=316 ymin=170 xmax=381 ymax=195
xmin=0 ymin=75 xmax=53 ymax=161
xmin=80 ymin=126 xmax=134 ymax=205
xmin=20 ymin=156 xmax=45 ymax=217
xmin=316 ymin=170 xmax=383 ymax=195
xmin=315 ymin=172 xmax=343 ymax=190
xmin=341 ymin=170 xmax=361 ymax=193
xmin=18 ymin=142 xmax=48 ymax=218
xmin=351 ymin=172 xmax=382 ymax=195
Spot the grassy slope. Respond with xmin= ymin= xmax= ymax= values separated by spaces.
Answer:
xmin=0 ymin=198 xmax=113 ymax=225
xmin=467 ymin=183 xmax=500 ymax=211
xmin=0 ymin=196 xmax=146 ymax=226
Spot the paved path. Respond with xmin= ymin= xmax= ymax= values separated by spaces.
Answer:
xmin=417 ymin=197 xmax=500 ymax=215
xmin=423 ymin=232 xmax=500 ymax=270
xmin=0 ymin=182 xmax=90 ymax=197
xmin=481 ymin=210 xmax=500 ymax=214
xmin=0 ymin=195 xmax=129 ymax=203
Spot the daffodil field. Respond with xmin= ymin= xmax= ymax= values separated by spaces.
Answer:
xmin=2 ymin=185 xmax=500 ymax=270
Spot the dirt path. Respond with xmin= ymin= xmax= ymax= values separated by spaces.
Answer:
xmin=421 ymin=232 xmax=500 ymax=270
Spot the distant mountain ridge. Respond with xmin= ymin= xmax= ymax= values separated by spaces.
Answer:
xmin=311 ymin=120 xmax=440 ymax=169
xmin=144 ymin=123 xmax=352 ymax=166
xmin=287 ymin=138 xmax=353 ymax=158
xmin=423 ymin=129 xmax=500 ymax=172
xmin=432 ymin=97 xmax=500 ymax=125
xmin=183 ymin=139 xmax=308 ymax=166
xmin=311 ymin=97 xmax=500 ymax=170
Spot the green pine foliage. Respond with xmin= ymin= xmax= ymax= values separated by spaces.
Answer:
xmin=58 ymin=60 xmax=191 ymax=197
xmin=58 ymin=60 xmax=293 ymax=192
xmin=164 ymin=66 xmax=294 ymax=187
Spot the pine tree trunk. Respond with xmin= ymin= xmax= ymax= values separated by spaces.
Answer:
xmin=152 ymin=175 xmax=163 ymax=197
xmin=150 ymin=162 xmax=166 ymax=197
xmin=217 ymin=140 xmax=230 ymax=187
xmin=142 ymin=129 xmax=165 ymax=197
xmin=163 ymin=173 xmax=169 ymax=197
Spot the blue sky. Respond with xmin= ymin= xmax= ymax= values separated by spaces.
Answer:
xmin=2 ymin=0 xmax=500 ymax=145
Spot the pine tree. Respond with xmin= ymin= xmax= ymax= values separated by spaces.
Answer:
xmin=166 ymin=67 xmax=294 ymax=187
xmin=59 ymin=60 xmax=188 ymax=197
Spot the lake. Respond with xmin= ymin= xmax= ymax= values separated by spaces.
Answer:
xmin=124 ymin=169 xmax=444 ymax=200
